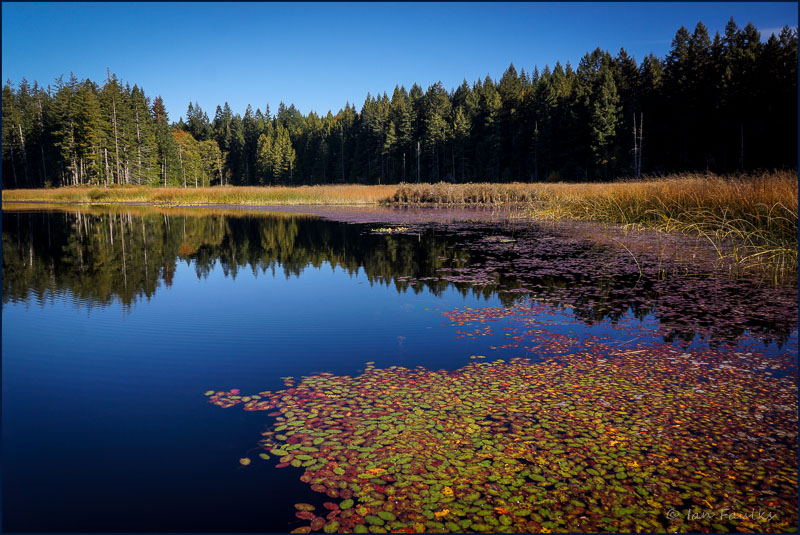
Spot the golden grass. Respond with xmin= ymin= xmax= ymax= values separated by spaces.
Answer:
xmin=528 ymin=171 xmax=797 ymax=281
xmin=1 ymin=184 xmax=399 ymax=206
xmin=390 ymin=182 xmax=541 ymax=204
xmin=392 ymin=171 xmax=798 ymax=281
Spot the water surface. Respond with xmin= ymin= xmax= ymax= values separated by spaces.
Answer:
xmin=2 ymin=206 xmax=797 ymax=532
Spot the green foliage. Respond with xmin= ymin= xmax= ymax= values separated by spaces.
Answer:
xmin=590 ymin=63 xmax=621 ymax=171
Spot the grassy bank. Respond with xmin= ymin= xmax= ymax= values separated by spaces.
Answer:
xmin=1 ymin=184 xmax=398 ymax=206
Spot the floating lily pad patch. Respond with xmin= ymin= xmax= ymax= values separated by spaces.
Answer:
xmin=208 ymin=345 xmax=797 ymax=533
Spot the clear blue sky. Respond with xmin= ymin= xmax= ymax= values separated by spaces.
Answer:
xmin=2 ymin=2 xmax=796 ymax=121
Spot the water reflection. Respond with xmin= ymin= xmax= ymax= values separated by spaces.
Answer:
xmin=2 ymin=208 xmax=476 ymax=309
xmin=2 ymin=206 xmax=797 ymax=348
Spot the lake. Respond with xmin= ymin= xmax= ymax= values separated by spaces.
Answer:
xmin=2 ymin=205 xmax=797 ymax=533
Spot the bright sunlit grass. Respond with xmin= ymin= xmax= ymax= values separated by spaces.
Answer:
xmin=2 ymin=184 xmax=399 ymax=206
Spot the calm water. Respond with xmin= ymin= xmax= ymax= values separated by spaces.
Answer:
xmin=2 ymin=206 xmax=797 ymax=532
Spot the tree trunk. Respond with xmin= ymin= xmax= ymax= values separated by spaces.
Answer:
xmin=18 ymin=123 xmax=30 ymax=186
xmin=135 ymin=108 xmax=142 ymax=183
xmin=69 ymin=120 xmax=77 ymax=185
xmin=112 ymin=96 xmax=121 ymax=184
xmin=416 ymin=141 xmax=420 ymax=183
xmin=10 ymin=145 xmax=18 ymax=187
xmin=633 ymin=112 xmax=639 ymax=178
xmin=37 ymin=93 xmax=46 ymax=183
xmin=638 ymin=113 xmax=643 ymax=177
xmin=105 ymin=148 xmax=110 ymax=186
xmin=534 ymin=121 xmax=539 ymax=181
xmin=178 ymin=145 xmax=186 ymax=187
xmin=340 ymin=126 xmax=345 ymax=183
xmin=41 ymin=146 xmax=47 ymax=185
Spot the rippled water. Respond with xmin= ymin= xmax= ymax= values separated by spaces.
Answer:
xmin=2 ymin=205 xmax=797 ymax=532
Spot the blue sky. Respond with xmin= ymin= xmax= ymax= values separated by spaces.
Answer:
xmin=2 ymin=2 xmax=796 ymax=121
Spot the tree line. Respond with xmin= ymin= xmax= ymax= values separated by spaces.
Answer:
xmin=2 ymin=19 xmax=796 ymax=188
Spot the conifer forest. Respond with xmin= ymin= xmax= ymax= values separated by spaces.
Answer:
xmin=3 ymin=19 xmax=797 ymax=189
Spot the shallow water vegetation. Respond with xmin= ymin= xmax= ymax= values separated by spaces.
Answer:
xmin=392 ymin=171 xmax=798 ymax=282
xmin=208 ymin=344 xmax=797 ymax=533
xmin=522 ymin=171 xmax=798 ymax=282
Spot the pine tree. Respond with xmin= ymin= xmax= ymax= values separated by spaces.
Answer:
xmin=152 ymin=95 xmax=180 ymax=186
xmin=74 ymin=79 xmax=106 ymax=184
xmin=256 ymin=132 xmax=274 ymax=184
xmin=422 ymin=82 xmax=451 ymax=182
xmin=2 ymin=81 xmax=23 ymax=187
xmin=3 ymin=18 xmax=797 ymax=188
xmin=52 ymin=74 xmax=81 ymax=186
xmin=590 ymin=62 xmax=621 ymax=177
xmin=452 ymin=105 xmax=471 ymax=182
xmin=497 ymin=63 xmax=524 ymax=179
xmin=130 ymin=85 xmax=159 ymax=185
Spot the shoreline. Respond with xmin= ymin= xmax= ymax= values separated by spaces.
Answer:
xmin=4 ymin=172 xmax=796 ymax=283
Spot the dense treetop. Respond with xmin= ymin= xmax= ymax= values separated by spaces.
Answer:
xmin=3 ymin=20 xmax=796 ymax=188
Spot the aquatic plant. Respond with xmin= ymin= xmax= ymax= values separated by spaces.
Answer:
xmin=373 ymin=227 xmax=410 ymax=233
xmin=207 ymin=344 xmax=797 ymax=533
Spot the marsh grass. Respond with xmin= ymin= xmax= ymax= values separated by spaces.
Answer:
xmin=524 ymin=171 xmax=797 ymax=282
xmin=1 ymin=184 xmax=398 ymax=206
xmin=391 ymin=171 xmax=798 ymax=281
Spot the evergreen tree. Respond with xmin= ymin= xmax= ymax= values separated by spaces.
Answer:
xmin=74 ymin=79 xmax=106 ymax=184
xmin=256 ymin=133 xmax=273 ymax=184
xmin=590 ymin=62 xmax=621 ymax=177
xmin=3 ymin=18 xmax=796 ymax=187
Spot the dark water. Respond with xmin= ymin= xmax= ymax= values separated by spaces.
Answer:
xmin=2 ymin=207 xmax=797 ymax=532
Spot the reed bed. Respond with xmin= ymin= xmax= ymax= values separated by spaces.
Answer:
xmin=389 ymin=182 xmax=542 ymax=204
xmin=2 ymin=184 xmax=399 ymax=206
xmin=391 ymin=171 xmax=798 ymax=281
xmin=525 ymin=171 xmax=796 ymax=281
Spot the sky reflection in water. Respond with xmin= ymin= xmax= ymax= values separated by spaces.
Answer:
xmin=2 ymin=207 xmax=796 ymax=532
